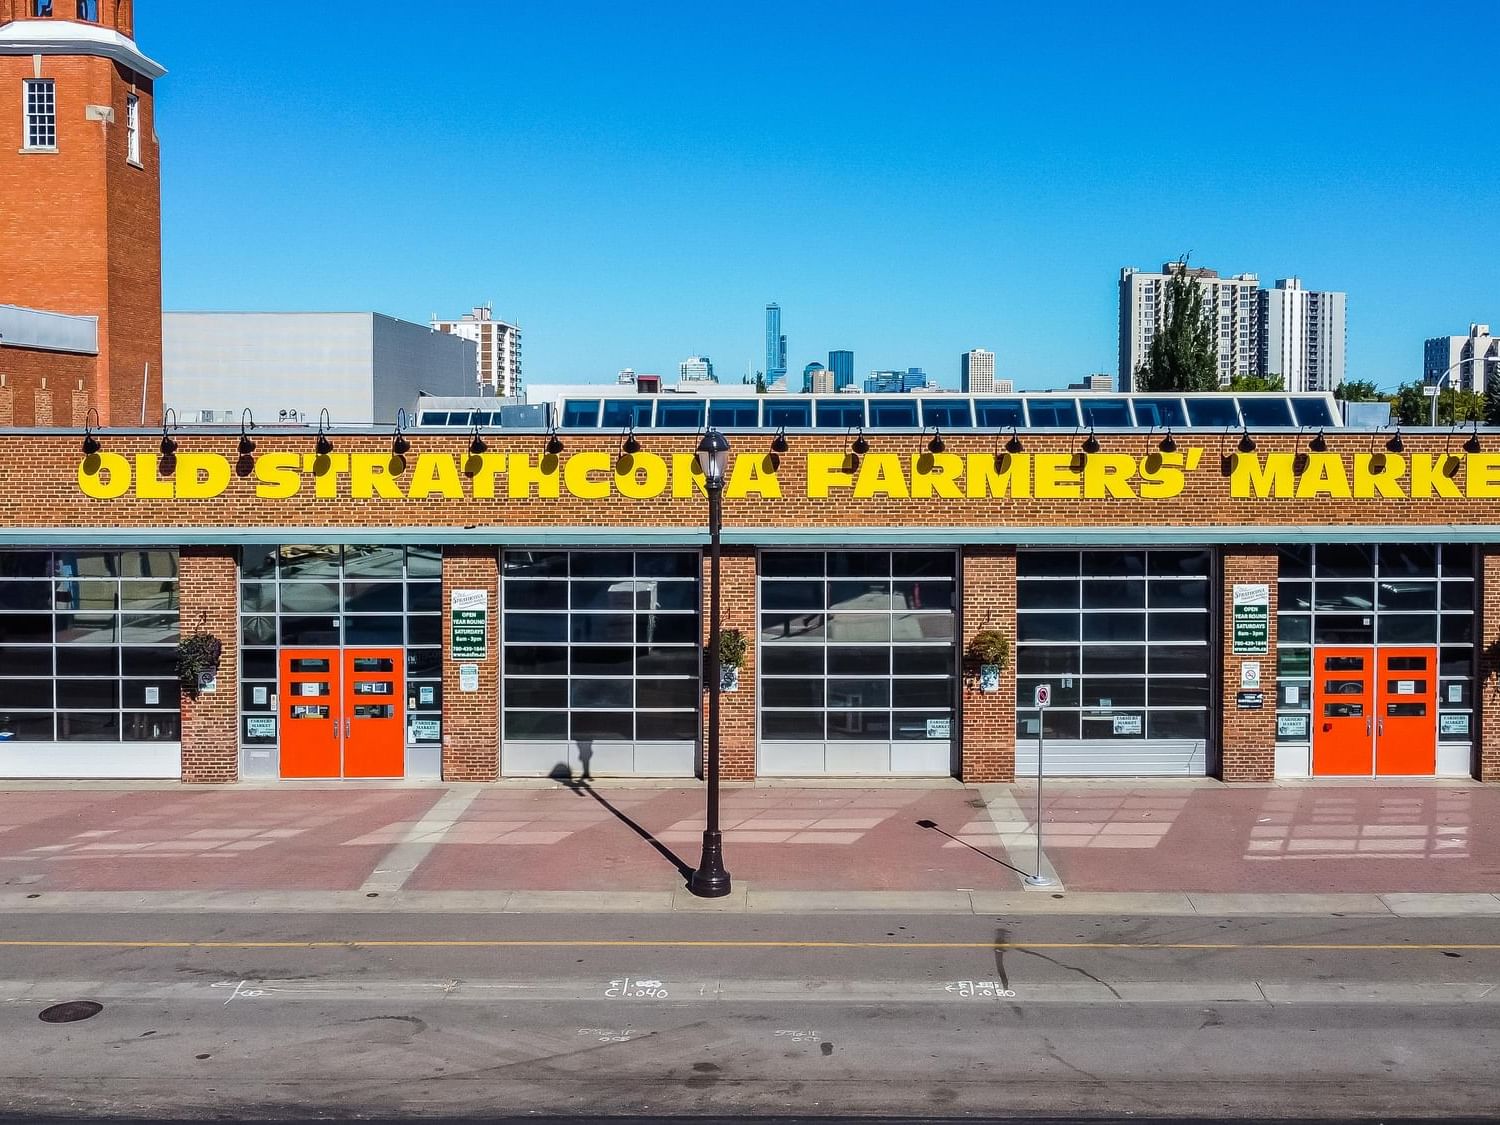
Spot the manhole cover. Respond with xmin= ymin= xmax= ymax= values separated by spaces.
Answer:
xmin=38 ymin=1001 xmax=102 ymax=1024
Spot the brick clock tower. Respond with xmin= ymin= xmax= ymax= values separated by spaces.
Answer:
xmin=0 ymin=1 xmax=164 ymax=425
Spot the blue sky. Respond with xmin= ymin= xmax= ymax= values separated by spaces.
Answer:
xmin=145 ymin=1 xmax=1498 ymax=392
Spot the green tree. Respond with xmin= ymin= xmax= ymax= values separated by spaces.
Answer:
xmin=755 ymin=372 xmax=767 ymax=395
xmin=1137 ymin=268 xmax=1219 ymax=392
xmin=1485 ymin=367 xmax=1500 ymax=427
xmin=1390 ymin=381 xmax=1483 ymax=426
xmin=1226 ymin=373 xmax=1284 ymax=392
xmin=1335 ymin=379 xmax=1381 ymax=402
xmin=1390 ymin=381 xmax=1430 ymax=426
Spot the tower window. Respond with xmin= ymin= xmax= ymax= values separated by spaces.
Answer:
xmin=126 ymin=94 xmax=140 ymax=164
xmin=76 ymin=0 xmax=99 ymax=17
xmin=24 ymin=80 xmax=57 ymax=151
xmin=32 ymin=1 xmax=54 ymax=14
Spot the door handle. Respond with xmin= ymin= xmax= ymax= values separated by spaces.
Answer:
xmin=344 ymin=718 xmax=351 ymax=740
xmin=1366 ymin=719 xmax=1372 ymax=736
xmin=1378 ymin=720 xmax=1384 ymax=737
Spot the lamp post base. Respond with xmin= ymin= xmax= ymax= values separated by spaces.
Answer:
xmin=1023 ymin=872 xmax=1056 ymax=888
xmin=689 ymin=830 xmax=732 ymax=898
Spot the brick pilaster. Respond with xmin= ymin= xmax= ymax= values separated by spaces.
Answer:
xmin=1219 ymin=548 xmax=1278 ymax=781
xmin=70 ymin=381 xmax=90 ymax=427
xmin=441 ymin=546 xmax=499 ymax=780
xmin=1479 ymin=549 xmax=1500 ymax=781
xmin=178 ymin=546 xmax=239 ymax=784
xmin=960 ymin=545 xmax=1017 ymax=782
xmin=702 ymin=545 xmax=755 ymax=781
xmin=32 ymin=381 xmax=52 ymax=427
xmin=0 ymin=375 xmax=12 ymax=427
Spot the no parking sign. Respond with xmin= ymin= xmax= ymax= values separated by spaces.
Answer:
xmin=1034 ymin=684 xmax=1051 ymax=709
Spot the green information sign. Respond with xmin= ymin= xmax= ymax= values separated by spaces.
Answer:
xmin=1232 ymin=583 xmax=1269 ymax=655
xmin=450 ymin=589 xmax=488 ymax=659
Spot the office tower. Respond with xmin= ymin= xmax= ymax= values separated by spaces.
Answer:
xmin=679 ymin=354 xmax=716 ymax=382
xmin=828 ymin=350 xmax=854 ymax=391
xmin=961 ymin=348 xmax=996 ymax=393
xmin=1425 ymin=323 xmax=1499 ymax=394
xmin=432 ymin=306 xmax=523 ymax=397
xmin=1119 ymin=264 xmax=1260 ymax=391
xmin=765 ymin=303 xmax=787 ymax=386
xmin=801 ymin=362 xmax=825 ymax=393
xmin=1258 ymin=279 xmax=1347 ymax=393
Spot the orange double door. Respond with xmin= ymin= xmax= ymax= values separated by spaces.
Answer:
xmin=280 ymin=648 xmax=405 ymax=779
xmin=1311 ymin=646 xmax=1437 ymax=777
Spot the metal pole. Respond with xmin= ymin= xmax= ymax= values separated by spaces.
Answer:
xmin=1024 ymin=706 xmax=1053 ymax=888
xmin=690 ymin=479 xmax=731 ymax=897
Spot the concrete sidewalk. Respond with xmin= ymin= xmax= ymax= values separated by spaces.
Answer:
xmin=0 ymin=778 xmax=1495 ymax=912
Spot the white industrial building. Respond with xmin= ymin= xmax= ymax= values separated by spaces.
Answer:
xmin=163 ymin=312 xmax=475 ymax=426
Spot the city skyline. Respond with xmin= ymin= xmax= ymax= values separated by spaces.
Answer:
xmin=144 ymin=3 xmax=1497 ymax=391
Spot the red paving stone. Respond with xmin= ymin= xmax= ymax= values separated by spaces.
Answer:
xmin=1028 ymin=784 xmax=1500 ymax=893
xmin=2 ymin=782 xmax=1499 ymax=897
xmin=405 ymin=786 xmax=1023 ymax=892
xmin=0 ymin=788 xmax=445 ymax=892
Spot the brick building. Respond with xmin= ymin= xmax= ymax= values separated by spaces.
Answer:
xmin=0 ymin=1 xmax=164 ymax=426
xmin=0 ymin=389 xmax=1496 ymax=786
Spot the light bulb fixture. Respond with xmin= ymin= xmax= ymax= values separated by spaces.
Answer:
xmin=771 ymin=426 xmax=789 ymax=454
xmin=391 ymin=408 xmax=410 ymax=456
xmin=1081 ymin=427 xmax=1100 ymax=455
xmin=695 ymin=427 xmax=731 ymax=486
xmin=315 ymin=408 xmax=334 ymax=456
xmin=1237 ymin=428 xmax=1256 ymax=454
xmin=81 ymin=406 xmax=101 ymax=456
xmin=545 ymin=426 xmax=564 ymax=456
xmin=468 ymin=425 xmax=488 ymax=456
xmin=1159 ymin=428 xmax=1177 ymax=454
xmin=238 ymin=408 xmax=256 ymax=456
xmin=1310 ymin=428 xmax=1328 ymax=452
xmin=1004 ymin=427 xmax=1023 ymax=455
xmin=1466 ymin=421 xmax=1482 ymax=454
xmin=927 ymin=428 xmax=945 ymax=455
xmin=851 ymin=428 xmax=870 ymax=456
xmin=622 ymin=427 xmax=641 ymax=455
xmin=1386 ymin=426 xmax=1404 ymax=453
xmin=159 ymin=408 xmax=178 ymax=456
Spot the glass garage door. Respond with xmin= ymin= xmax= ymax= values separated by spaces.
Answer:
xmin=1015 ymin=549 xmax=1212 ymax=776
xmin=758 ymin=550 xmax=958 ymax=776
xmin=501 ymin=550 xmax=701 ymax=777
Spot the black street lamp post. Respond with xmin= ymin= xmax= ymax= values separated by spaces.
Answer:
xmin=690 ymin=428 xmax=732 ymax=898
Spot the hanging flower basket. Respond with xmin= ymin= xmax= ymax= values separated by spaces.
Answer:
xmin=714 ymin=628 xmax=748 ymax=693
xmin=966 ymin=628 xmax=1009 ymax=694
xmin=176 ymin=630 xmax=223 ymax=699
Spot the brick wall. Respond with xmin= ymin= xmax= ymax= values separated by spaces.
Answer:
xmin=0 ymin=46 xmax=162 ymax=427
xmin=178 ymin=546 xmax=238 ymax=783
xmin=1220 ymin=548 xmax=1278 ymax=781
xmin=960 ymin=545 xmax=1017 ymax=782
xmin=441 ymin=547 xmax=499 ymax=781
xmin=0 ymin=349 xmax=97 ymax=426
xmin=1481 ymin=549 xmax=1500 ymax=782
xmin=702 ymin=545 xmax=756 ymax=781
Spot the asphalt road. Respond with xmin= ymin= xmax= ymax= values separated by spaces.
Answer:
xmin=1 ymin=910 xmax=1498 ymax=1120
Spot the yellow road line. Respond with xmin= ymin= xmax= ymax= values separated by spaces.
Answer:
xmin=0 ymin=939 xmax=1496 ymax=952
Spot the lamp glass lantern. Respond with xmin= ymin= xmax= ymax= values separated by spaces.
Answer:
xmin=696 ymin=429 xmax=731 ymax=485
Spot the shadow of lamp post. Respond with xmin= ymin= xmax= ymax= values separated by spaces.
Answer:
xmin=690 ymin=427 xmax=733 ymax=898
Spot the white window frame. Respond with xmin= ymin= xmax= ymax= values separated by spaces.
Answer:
xmin=125 ymin=93 xmax=141 ymax=165
xmin=23 ymin=79 xmax=57 ymax=152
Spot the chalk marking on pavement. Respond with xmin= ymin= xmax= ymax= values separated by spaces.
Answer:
xmin=2 ymin=938 xmax=1500 ymax=951
xmin=977 ymin=784 xmax=1063 ymax=891
xmin=358 ymin=784 xmax=484 ymax=894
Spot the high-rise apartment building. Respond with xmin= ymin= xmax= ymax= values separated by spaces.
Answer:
xmin=1119 ymin=264 xmax=1259 ymax=392
xmin=828 ymin=350 xmax=854 ymax=391
xmin=801 ymin=362 xmax=825 ymax=393
xmin=1425 ymin=323 xmax=1499 ymax=394
xmin=432 ymin=306 xmax=522 ymax=397
xmin=765 ymin=303 xmax=787 ymax=386
xmin=1258 ymin=278 xmax=1346 ymax=393
xmin=679 ymin=354 xmax=716 ymax=382
xmin=961 ymin=348 xmax=996 ymax=393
